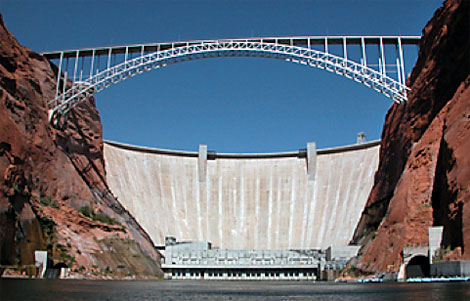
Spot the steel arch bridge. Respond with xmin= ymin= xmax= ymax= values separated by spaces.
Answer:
xmin=42 ymin=36 xmax=420 ymax=126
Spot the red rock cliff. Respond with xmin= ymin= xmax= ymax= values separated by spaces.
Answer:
xmin=0 ymin=13 xmax=162 ymax=278
xmin=352 ymin=0 xmax=470 ymax=272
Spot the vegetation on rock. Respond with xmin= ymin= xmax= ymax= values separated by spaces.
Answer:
xmin=79 ymin=205 xmax=122 ymax=226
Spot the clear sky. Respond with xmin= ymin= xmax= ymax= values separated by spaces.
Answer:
xmin=1 ymin=0 xmax=443 ymax=152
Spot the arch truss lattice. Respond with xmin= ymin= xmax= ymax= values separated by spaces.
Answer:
xmin=42 ymin=36 xmax=420 ymax=126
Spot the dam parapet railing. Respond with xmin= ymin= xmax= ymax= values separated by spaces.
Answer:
xmin=104 ymin=139 xmax=381 ymax=159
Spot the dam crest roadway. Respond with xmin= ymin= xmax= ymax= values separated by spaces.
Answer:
xmin=42 ymin=35 xmax=420 ymax=126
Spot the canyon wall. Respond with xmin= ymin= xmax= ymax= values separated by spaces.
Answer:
xmin=104 ymin=141 xmax=379 ymax=250
xmin=0 ymin=13 xmax=162 ymax=278
xmin=352 ymin=0 xmax=470 ymax=271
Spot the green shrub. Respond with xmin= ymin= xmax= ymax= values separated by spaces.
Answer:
xmin=38 ymin=216 xmax=56 ymax=236
xmin=433 ymin=246 xmax=452 ymax=263
xmin=78 ymin=206 xmax=93 ymax=218
xmin=59 ymin=252 xmax=76 ymax=266
xmin=92 ymin=212 xmax=120 ymax=226
xmin=56 ymin=243 xmax=65 ymax=252
xmin=40 ymin=196 xmax=59 ymax=209
xmin=79 ymin=206 xmax=121 ymax=226
xmin=38 ymin=216 xmax=55 ymax=251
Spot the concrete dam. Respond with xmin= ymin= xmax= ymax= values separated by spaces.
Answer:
xmin=104 ymin=140 xmax=380 ymax=251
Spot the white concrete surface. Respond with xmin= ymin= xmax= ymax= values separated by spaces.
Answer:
xmin=34 ymin=250 xmax=48 ymax=278
xmin=326 ymin=246 xmax=361 ymax=261
xmin=104 ymin=141 xmax=379 ymax=250
xmin=429 ymin=226 xmax=444 ymax=264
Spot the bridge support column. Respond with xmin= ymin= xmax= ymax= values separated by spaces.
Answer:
xmin=55 ymin=52 xmax=64 ymax=100
xmin=398 ymin=37 xmax=406 ymax=86
xmin=198 ymin=144 xmax=207 ymax=182
xmin=307 ymin=142 xmax=317 ymax=182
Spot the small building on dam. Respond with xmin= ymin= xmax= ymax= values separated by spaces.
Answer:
xmin=103 ymin=139 xmax=380 ymax=279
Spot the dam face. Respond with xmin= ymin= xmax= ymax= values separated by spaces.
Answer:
xmin=104 ymin=141 xmax=379 ymax=250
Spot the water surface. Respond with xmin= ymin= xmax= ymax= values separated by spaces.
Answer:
xmin=1 ymin=279 xmax=469 ymax=300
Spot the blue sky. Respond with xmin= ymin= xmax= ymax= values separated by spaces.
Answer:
xmin=1 ymin=0 xmax=442 ymax=152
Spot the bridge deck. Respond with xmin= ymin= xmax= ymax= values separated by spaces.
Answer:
xmin=41 ymin=35 xmax=420 ymax=59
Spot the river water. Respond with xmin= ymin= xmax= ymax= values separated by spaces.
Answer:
xmin=1 ymin=279 xmax=469 ymax=300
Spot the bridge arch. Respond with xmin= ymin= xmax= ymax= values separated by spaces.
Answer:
xmin=43 ymin=37 xmax=419 ymax=126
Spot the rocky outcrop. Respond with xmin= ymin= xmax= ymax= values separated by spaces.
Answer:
xmin=352 ymin=0 xmax=470 ymax=272
xmin=0 ymin=12 xmax=162 ymax=278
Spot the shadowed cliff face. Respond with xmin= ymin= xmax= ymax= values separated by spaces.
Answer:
xmin=0 ymin=13 xmax=162 ymax=278
xmin=352 ymin=0 xmax=470 ymax=272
